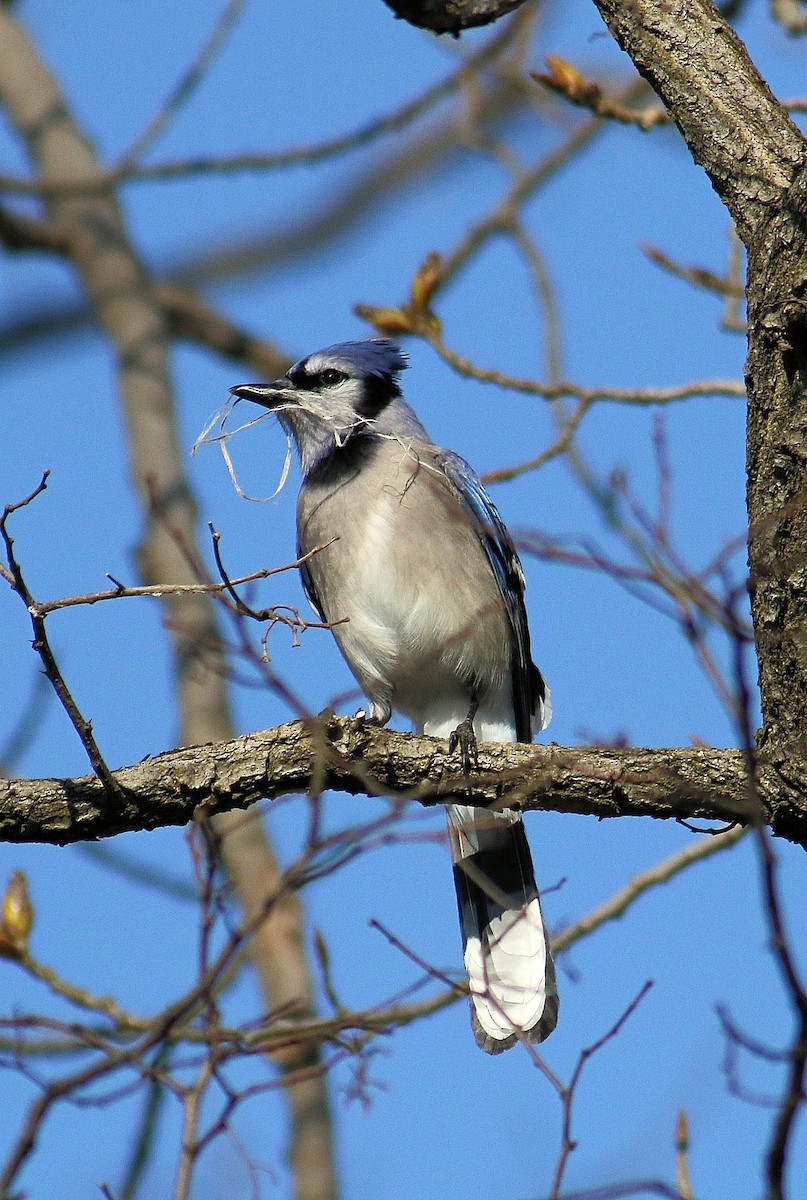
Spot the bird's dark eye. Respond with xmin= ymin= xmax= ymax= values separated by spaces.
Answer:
xmin=320 ymin=369 xmax=346 ymax=387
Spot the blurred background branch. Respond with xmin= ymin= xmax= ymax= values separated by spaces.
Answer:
xmin=1 ymin=0 xmax=806 ymax=1197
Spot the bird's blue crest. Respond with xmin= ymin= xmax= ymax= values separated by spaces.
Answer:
xmin=295 ymin=339 xmax=409 ymax=382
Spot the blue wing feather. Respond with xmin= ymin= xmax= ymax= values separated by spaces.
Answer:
xmin=439 ymin=451 xmax=545 ymax=742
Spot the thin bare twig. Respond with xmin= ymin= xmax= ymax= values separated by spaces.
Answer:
xmin=722 ymin=564 xmax=807 ymax=1200
xmin=423 ymin=330 xmax=745 ymax=404
xmin=643 ymin=242 xmax=745 ymax=299
xmin=1 ymin=475 xmax=119 ymax=798
xmin=548 ymin=982 xmax=654 ymax=1199
xmin=532 ymin=58 xmax=669 ymax=130
xmin=119 ymin=1045 xmax=172 ymax=1200
xmin=757 ymin=828 xmax=807 ymax=1200
xmin=369 ymin=918 xmax=467 ymax=996
xmin=118 ymin=0 xmax=248 ymax=168
xmin=207 ymin=523 xmax=344 ymax=637
xmin=534 ymin=55 xmax=807 ymax=129
xmin=438 ymin=78 xmax=653 ymax=288
xmin=717 ymin=1003 xmax=785 ymax=1108
xmin=0 ymin=13 xmax=526 ymax=197
xmin=30 ymin=560 xmax=309 ymax=616
xmin=553 ymin=825 xmax=746 ymax=954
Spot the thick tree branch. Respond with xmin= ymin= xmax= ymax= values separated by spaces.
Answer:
xmin=589 ymin=0 xmax=806 ymax=239
xmin=0 ymin=203 xmax=292 ymax=378
xmin=1 ymin=716 xmax=805 ymax=848
xmin=588 ymin=0 xmax=807 ymax=762
xmin=744 ymin=181 xmax=807 ymax=761
xmin=0 ymin=69 xmax=528 ymax=367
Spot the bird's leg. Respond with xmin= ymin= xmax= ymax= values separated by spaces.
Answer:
xmin=449 ymin=694 xmax=480 ymax=774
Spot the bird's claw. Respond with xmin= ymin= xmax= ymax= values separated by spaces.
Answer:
xmin=449 ymin=717 xmax=479 ymax=774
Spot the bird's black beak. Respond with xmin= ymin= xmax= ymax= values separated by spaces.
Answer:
xmin=229 ymin=382 xmax=287 ymax=409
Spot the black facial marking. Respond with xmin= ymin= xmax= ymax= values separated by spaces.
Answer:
xmin=286 ymin=361 xmax=310 ymax=388
xmin=287 ymin=361 xmax=348 ymax=391
xmin=356 ymin=373 xmax=401 ymax=418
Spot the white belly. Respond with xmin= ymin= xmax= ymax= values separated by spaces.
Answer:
xmin=300 ymin=441 xmax=514 ymax=733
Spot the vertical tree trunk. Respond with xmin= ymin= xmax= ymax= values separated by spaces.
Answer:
xmin=587 ymin=0 xmax=807 ymax=760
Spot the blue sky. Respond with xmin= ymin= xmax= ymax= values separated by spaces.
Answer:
xmin=1 ymin=2 xmax=805 ymax=1198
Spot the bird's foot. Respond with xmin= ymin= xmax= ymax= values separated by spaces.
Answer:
xmin=449 ymin=715 xmax=479 ymax=775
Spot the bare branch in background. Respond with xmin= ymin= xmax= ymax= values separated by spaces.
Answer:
xmin=771 ymin=0 xmax=807 ymax=36
xmin=547 ymin=981 xmax=653 ymax=1199
xmin=1 ymin=475 xmax=119 ymax=797
xmin=0 ymin=9 xmax=528 ymax=196
xmin=642 ymin=242 xmax=746 ymax=301
xmin=1 ymin=0 xmax=807 ymax=1194
xmin=0 ymin=66 xmax=530 ymax=368
xmin=0 ymin=9 xmax=337 ymax=1198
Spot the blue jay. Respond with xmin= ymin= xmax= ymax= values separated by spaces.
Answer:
xmin=230 ymin=339 xmax=558 ymax=1053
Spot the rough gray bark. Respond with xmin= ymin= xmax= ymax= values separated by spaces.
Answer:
xmin=744 ymin=185 xmax=807 ymax=761
xmin=586 ymin=0 xmax=807 ymax=795
xmin=1 ymin=717 xmax=804 ymax=846
xmin=590 ymin=0 xmax=806 ymax=237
